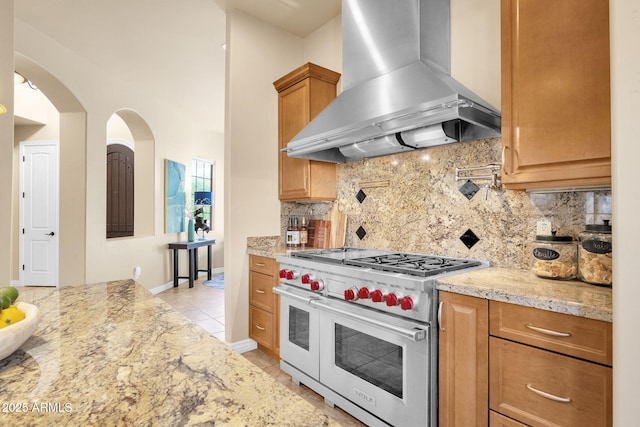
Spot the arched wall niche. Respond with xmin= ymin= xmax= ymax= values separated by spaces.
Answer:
xmin=13 ymin=52 xmax=87 ymax=286
xmin=106 ymin=109 xmax=155 ymax=238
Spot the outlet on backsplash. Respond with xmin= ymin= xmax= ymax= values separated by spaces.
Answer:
xmin=536 ymin=220 xmax=553 ymax=236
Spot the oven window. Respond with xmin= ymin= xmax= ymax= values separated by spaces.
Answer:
xmin=334 ymin=324 xmax=403 ymax=398
xmin=288 ymin=306 xmax=310 ymax=351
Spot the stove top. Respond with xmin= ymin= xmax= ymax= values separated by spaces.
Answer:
xmin=345 ymin=253 xmax=482 ymax=277
xmin=290 ymin=247 xmax=485 ymax=278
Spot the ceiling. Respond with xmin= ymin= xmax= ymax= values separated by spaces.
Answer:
xmin=214 ymin=0 xmax=341 ymax=37
xmin=13 ymin=0 xmax=341 ymax=132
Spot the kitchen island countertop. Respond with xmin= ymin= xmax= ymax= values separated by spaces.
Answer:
xmin=0 ymin=280 xmax=338 ymax=426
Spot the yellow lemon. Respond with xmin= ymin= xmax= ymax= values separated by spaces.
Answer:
xmin=0 ymin=305 xmax=26 ymax=328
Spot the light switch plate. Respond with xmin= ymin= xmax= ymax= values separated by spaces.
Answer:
xmin=536 ymin=220 xmax=552 ymax=236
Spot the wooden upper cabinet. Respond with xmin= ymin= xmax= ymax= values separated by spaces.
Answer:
xmin=273 ymin=63 xmax=341 ymax=202
xmin=501 ymin=0 xmax=611 ymax=190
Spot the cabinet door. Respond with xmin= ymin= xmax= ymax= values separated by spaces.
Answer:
xmin=278 ymin=79 xmax=312 ymax=200
xmin=249 ymin=255 xmax=276 ymax=276
xmin=490 ymin=300 xmax=612 ymax=365
xmin=275 ymin=63 xmax=340 ymax=202
xmin=439 ymin=291 xmax=489 ymax=427
xmin=489 ymin=411 xmax=527 ymax=427
xmin=249 ymin=271 xmax=275 ymax=313
xmin=501 ymin=0 xmax=611 ymax=190
xmin=249 ymin=305 xmax=275 ymax=350
xmin=490 ymin=337 xmax=612 ymax=426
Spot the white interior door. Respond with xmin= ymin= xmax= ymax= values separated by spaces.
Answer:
xmin=20 ymin=141 xmax=59 ymax=286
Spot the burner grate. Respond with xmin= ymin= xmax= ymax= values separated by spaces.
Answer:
xmin=345 ymin=254 xmax=482 ymax=277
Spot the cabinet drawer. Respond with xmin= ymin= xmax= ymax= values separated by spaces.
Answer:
xmin=249 ymin=271 xmax=275 ymax=312
xmin=490 ymin=337 xmax=612 ymax=426
xmin=249 ymin=255 xmax=276 ymax=276
xmin=249 ymin=306 xmax=275 ymax=350
xmin=490 ymin=411 xmax=527 ymax=427
xmin=490 ymin=301 xmax=612 ymax=365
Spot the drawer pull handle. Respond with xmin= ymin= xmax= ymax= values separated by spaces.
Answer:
xmin=255 ymin=324 xmax=266 ymax=331
xmin=526 ymin=384 xmax=571 ymax=403
xmin=255 ymin=262 xmax=266 ymax=267
xmin=526 ymin=324 xmax=571 ymax=337
xmin=255 ymin=289 xmax=266 ymax=294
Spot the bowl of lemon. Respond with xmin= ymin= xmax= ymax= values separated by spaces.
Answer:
xmin=0 ymin=287 xmax=41 ymax=361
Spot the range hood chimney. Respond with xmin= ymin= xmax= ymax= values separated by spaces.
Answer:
xmin=283 ymin=0 xmax=501 ymax=163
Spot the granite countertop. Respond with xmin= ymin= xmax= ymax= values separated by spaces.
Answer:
xmin=252 ymin=242 xmax=612 ymax=322
xmin=247 ymin=245 xmax=291 ymax=259
xmin=0 ymin=280 xmax=338 ymax=426
xmin=437 ymin=267 xmax=612 ymax=322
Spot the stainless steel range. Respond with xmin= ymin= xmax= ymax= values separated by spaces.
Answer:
xmin=274 ymin=247 xmax=489 ymax=427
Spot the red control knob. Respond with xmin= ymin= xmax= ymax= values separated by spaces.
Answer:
xmin=285 ymin=270 xmax=297 ymax=280
xmin=310 ymin=280 xmax=324 ymax=291
xmin=344 ymin=289 xmax=356 ymax=301
xmin=386 ymin=293 xmax=399 ymax=306
xmin=358 ymin=287 xmax=370 ymax=299
xmin=400 ymin=296 xmax=414 ymax=311
xmin=371 ymin=290 xmax=384 ymax=303
xmin=278 ymin=269 xmax=287 ymax=279
xmin=301 ymin=274 xmax=311 ymax=284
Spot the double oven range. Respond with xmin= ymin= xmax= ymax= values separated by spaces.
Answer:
xmin=274 ymin=247 xmax=489 ymax=427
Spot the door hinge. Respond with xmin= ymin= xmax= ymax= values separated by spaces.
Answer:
xmin=22 ymin=155 xmax=25 ymax=162
xmin=22 ymin=192 xmax=25 ymax=198
xmin=22 ymin=265 xmax=25 ymax=271
xmin=22 ymin=228 xmax=25 ymax=234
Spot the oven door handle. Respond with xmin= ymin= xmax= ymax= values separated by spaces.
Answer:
xmin=272 ymin=286 xmax=320 ymax=305
xmin=310 ymin=299 xmax=428 ymax=342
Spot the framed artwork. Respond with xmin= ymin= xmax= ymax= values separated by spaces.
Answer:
xmin=164 ymin=159 xmax=186 ymax=233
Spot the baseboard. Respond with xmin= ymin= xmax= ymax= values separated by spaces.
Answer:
xmin=149 ymin=281 xmax=176 ymax=295
xmin=229 ymin=339 xmax=258 ymax=354
xmin=148 ymin=268 xmax=224 ymax=295
xmin=208 ymin=267 xmax=224 ymax=276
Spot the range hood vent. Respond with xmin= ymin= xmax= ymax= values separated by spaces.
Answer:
xmin=283 ymin=0 xmax=501 ymax=163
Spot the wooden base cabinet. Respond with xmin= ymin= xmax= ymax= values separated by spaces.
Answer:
xmin=501 ymin=0 xmax=611 ymax=190
xmin=489 ymin=301 xmax=612 ymax=427
xmin=248 ymin=255 xmax=280 ymax=358
xmin=490 ymin=411 xmax=528 ymax=427
xmin=490 ymin=337 xmax=612 ymax=426
xmin=438 ymin=291 xmax=489 ymax=427
xmin=273 ymin=63 xmax=341 ymax=202
xmin=438 ymin=294 xmax=613 ymax=427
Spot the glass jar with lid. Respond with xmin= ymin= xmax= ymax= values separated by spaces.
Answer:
xmin=578 ymin=220 xmax=612 ymax=286
xmin=531 ymin=234 xmax=578 ymax=280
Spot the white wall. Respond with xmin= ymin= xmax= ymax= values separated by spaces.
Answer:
xmin=451 ymin=0 xmax=501 ymax=109
xmin=223 ymin=10 xmax=342 ymax=343
xmin=611 ymin=0 xmax=639 ymax=424
xmin=0 ymin=0 xmax=15 ymax=284
xmin=224 ymin=9 xmax=302 ymax=343
xmin=8 ymin=0 xmax=226 ymax=288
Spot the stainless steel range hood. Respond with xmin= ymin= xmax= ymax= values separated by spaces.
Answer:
xmin=283 ymin=0 xmax=501 ymax=163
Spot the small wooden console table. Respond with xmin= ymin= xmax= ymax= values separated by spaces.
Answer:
xmin=168 ymin=239 xmax=216 ymax=288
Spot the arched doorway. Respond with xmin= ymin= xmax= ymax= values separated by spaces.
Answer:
xmin=13 ymin=53 xmax=87 ymax=286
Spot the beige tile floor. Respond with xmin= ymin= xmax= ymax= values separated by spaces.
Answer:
xmin=157 ymin=275 xmax=366 ymax=427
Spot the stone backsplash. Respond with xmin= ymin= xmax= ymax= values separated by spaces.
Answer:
xmin=281 ymin=138 xmax=611 ymax=269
